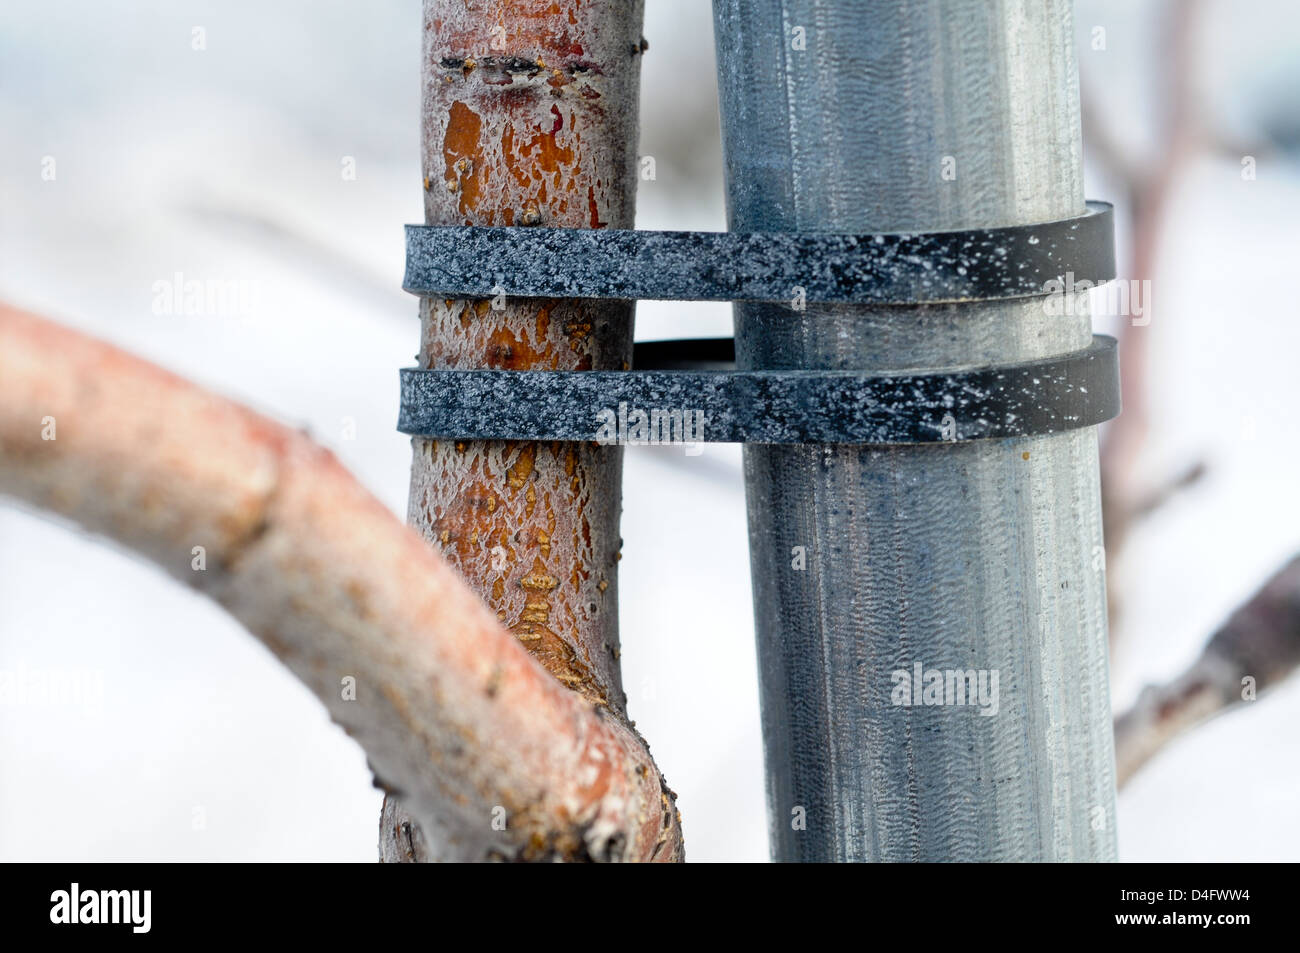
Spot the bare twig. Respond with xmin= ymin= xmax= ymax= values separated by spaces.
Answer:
xmin=0 ymin=302 xmax=683 ymax=862
xmin=1114 ymin=554 xmax=1300 ymax=787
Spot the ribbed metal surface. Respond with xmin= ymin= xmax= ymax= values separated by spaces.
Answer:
xmin=713 ymin=0 xmax=1118 ymax=861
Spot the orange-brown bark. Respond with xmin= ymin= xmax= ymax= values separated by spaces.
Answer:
xmin=411 ymin=1 xmax=644 ymax=711
xmin=382 ymin=0 xmax=682 ymax=860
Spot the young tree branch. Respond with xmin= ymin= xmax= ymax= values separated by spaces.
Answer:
xmin=0 ymin=302 xmax=683 ymax=862
xmin=1114 ymin=554 xmax=1300 ymax=787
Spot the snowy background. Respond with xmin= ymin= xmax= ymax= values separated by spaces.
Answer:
xmin=0 ymin=0 xmax=1297 ymax=861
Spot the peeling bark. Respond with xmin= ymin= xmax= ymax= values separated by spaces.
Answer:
xmin=415 ymin=0 xmax=643 ymax=706
xmin=0 ymin=302 xmax=682 ymax=862
xmin=382 ymin=0 xmax=682 ymax=861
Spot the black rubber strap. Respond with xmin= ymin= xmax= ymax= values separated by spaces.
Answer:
xmin=397 ymin=335 xmax=1119 ymax=445
xmin=403 ymin=201 xmax=1113 ymax=306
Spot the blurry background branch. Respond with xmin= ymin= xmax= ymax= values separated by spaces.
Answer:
xmin=1115 ymin=555 xmax=1300 ymax=785
xmin=1084 ymin=0 xmax=1300 ymax=785
xmin=1087 ymin=0 xmax=1207 ymax=622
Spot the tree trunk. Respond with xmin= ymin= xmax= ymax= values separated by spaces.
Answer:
xmin=380 ymin=0 xmax=681 ymax=862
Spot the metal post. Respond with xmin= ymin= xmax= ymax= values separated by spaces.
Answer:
xmin=713 ymin=0 xmax=1118 ymax=861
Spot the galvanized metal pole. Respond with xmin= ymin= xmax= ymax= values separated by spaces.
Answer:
xmin=713 ymin=0 xmax=1118 ymax=861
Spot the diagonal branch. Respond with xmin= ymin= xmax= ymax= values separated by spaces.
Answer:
xmin=0 ymin=302 xmax=683 ymax=862
xmin=1114 ymin=554 xmax=1300 ymax=787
